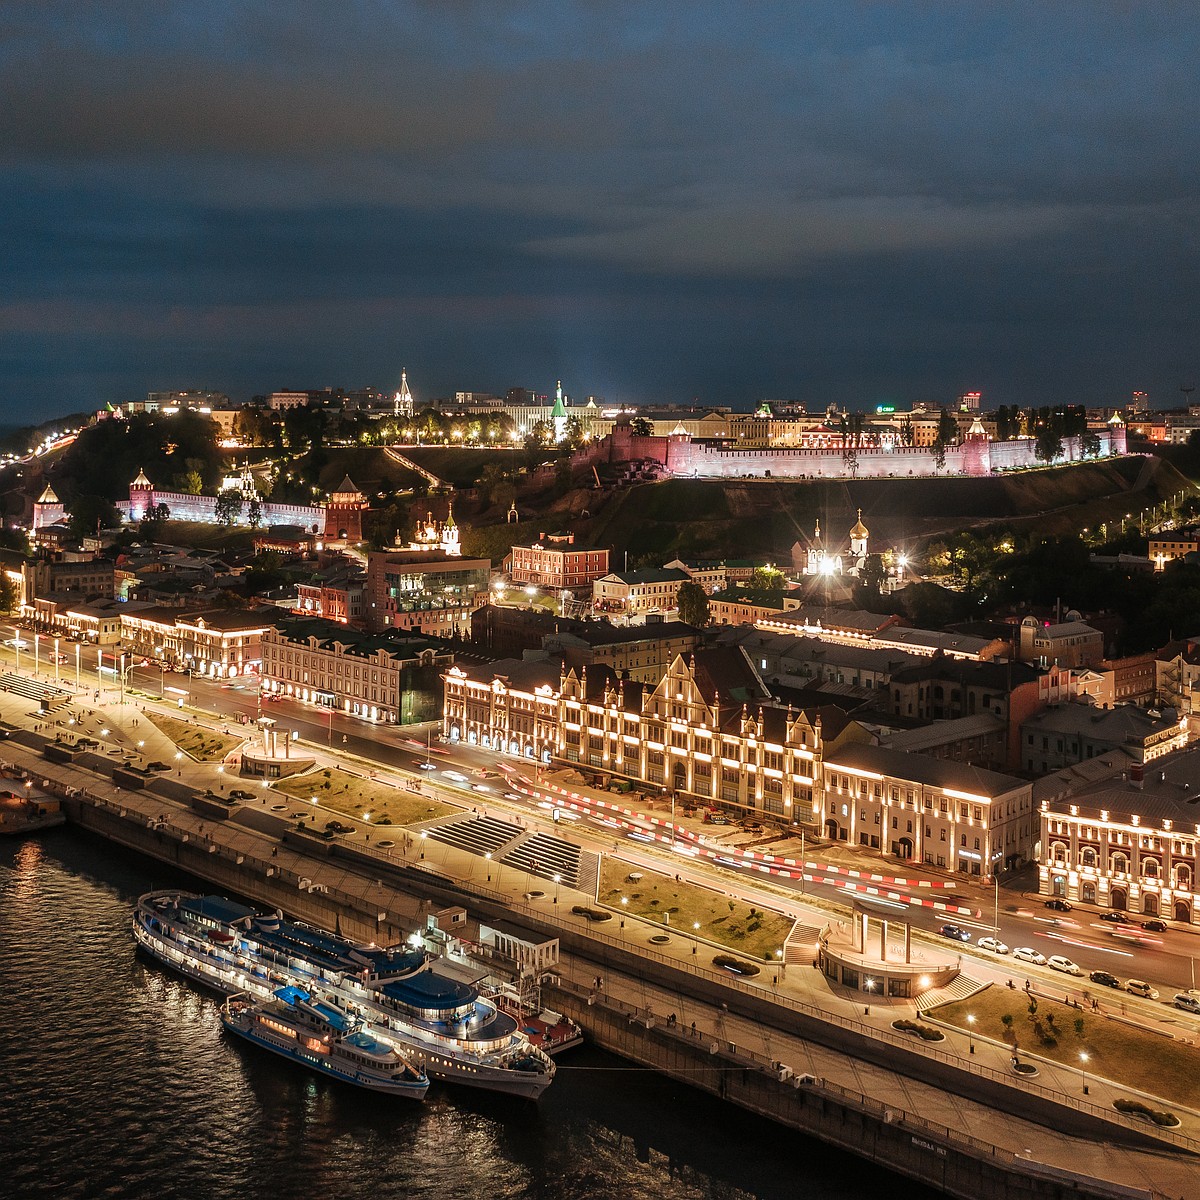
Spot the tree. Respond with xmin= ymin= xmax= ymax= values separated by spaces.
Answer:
xmin=564 ymin=415 xmax=585 ymax=450
xmin=138 ymin=501 xmax=170 ymax=542
xmin=215 ymin=488 xmax=244 ymax=527
xmin=749 ymin=566 xmax=786 ymax=596
xmin=67 ymin=494 xmax=120 ymax=539
xmin=899 ymin=416 xmax=915 ymax=448
xmin=630 ymin=416 xmax=653 ymax=437
xmin=858 ymin=554 xmax=886 ymax=594
xmin=246 ymin=497 xmax=263 ymax=529
xmin=677 ymin=581 xmax=711 ymax=627
xmin=932 ymin=407 xmax=958 ymax=470
xmin=1081 ymin=430 xmax=1101 ymax=458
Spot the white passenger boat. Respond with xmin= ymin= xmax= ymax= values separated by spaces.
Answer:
xmin=220 ymin=986 xmax=430 ymax=1098
xmin=134 ymin=890 xmax=556 ymax=1098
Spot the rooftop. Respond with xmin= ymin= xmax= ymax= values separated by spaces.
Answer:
xmin=827 ymin=741 xmax=1029 ymax=799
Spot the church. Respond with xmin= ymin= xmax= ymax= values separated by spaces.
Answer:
xmin=794 ymin=510 xmax=871 ymax=578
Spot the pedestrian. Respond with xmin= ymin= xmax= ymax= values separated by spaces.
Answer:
xmin=691 ymin=1020 xmax=697 ymax=1035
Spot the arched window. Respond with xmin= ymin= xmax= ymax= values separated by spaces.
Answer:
xmin=1081 ymin=847 xmax=1097 ymax=868
xmin=1111 ymin=852 xmax=1128 ymax=875
xmin=1051 ymin=841 xmax=1067 ymax=863
xmin=1143 ymin=858 xmax=1160 ymax=880
xmin=1175 ymin=864 xmax=1192 ymax=891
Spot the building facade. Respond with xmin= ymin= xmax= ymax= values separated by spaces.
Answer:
xmin=365 ymin=548 xmax=491 ymax=638
xmin=505 ymin=532 xmax=610 ymax=590
xmin=592 ymin=568 xmax=690 ymax=619
xmin=1040 ymin=757 xmax=1200 ymax=922
xmin=120 ymin=607 xmax=271 ymax=677
xmin=261 ymin=620 xmax=451 ymax=724
xmin=442 ymin=651 xmax=1034 ymax=872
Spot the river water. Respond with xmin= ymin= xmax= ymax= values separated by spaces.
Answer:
xmin=1 ymin=831 xmax=928 ymax=1199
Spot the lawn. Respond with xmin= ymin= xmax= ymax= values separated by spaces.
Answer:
xmin=935 ymin=985 xmax=1200 ymax=1110
xmin=145 ymin=712 xmax=244 ymax=761
xmin=597 ymin=859 xmax=793 ymax=960
xmin=272 ymin=766 xmax=457 ymax=826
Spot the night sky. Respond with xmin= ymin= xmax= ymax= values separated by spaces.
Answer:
xmin=2 ymin=2 xmax=1198 ymax=420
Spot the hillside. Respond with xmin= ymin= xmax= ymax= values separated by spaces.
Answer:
xmin=571 ymin=455 xmax=1194 ymax=562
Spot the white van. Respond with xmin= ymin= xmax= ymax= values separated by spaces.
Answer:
xmin=1173 ymin=991 xmax=1200 ymax=1014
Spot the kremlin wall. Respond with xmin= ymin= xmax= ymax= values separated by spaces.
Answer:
xmin=575 ymin=419 xmax=1128 ymax=479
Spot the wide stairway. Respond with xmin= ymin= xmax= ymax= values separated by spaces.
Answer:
xmin=501 ymin=830 xmax=582 ymax=889
xmin=0 ymin=673 xmax=72 ymax=711
xmin=916 ymin=974 xmax=987 ymax=1012
xmin=425 ymin=814 xmax=523 ymax=857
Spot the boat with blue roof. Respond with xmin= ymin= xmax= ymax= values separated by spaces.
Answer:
xmin=220 ymin=985 xmax=429 ymax=1098
xmin=134 ymin=890 xmax=556 ymax=1098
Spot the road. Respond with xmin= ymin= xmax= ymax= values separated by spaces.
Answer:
xmin=5 ymin=620 xmax=1199 ymax=1007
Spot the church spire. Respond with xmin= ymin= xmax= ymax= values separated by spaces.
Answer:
xmin=394 ymin=368 xmax=414 ymax=419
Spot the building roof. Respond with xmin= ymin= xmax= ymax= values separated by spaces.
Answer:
xmin=330 ymin=475 xmax=362 ymax=497
xmin=827 ymin=741 xmax=1029 ymax=798
xmin=764 ymin=606 xmax=902 ymax=636
xmin=1023 ymin=703 xmax=1179 ymax=744
xmin=545 ymin=620 xmax=699 ymax=648
xmin=600 ymin=568 xmax=690 ymax=586
xmin=1026 ymin=620 xmax=1102 ymax=640
xmin=1041 ymin=747 xmax=1200 ymax=827
xmin=272 ymin=617 xmax=448 ymax=660
xmin=36 ymin=484 xmax=60 ymax=504
xmin=884 ymin=713 xmax=1006 ymax=753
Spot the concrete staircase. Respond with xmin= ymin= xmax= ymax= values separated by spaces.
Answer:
xmin=916 ymin=974 xmax=989 ymax=1012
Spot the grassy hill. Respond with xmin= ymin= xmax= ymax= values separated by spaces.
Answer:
xmin=575 ymin=455 xmax=1194 ymax=562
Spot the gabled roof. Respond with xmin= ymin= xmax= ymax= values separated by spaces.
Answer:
xmin=36 ymin=484 xmax=60 ymax=504
xmin=132 ymin=468 xmax=153 ymax=488
xmin=330 ymin=475 xmax=362 ymax=497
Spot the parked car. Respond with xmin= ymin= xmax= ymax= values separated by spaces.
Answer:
xmin=1125 ymin=979 xmax=1160 ymax=1000
xmin=1047 ymin=955 xmax=1083 ymax=976
xmin=977 ymin=936 xmax=1010 ymax=954
xmin=1044 ymin=899 xmax=1073 ymax=912
xmin=1013 ymin=947 xmax=1047 ymax=965
xmin=1089 ymin=970 xmax=1120 ymax=988
xmin=1100 ymin=912 xmax=1134 ymax=923
xmin=1172 ymin=991 xmax=1200 ymax=1014
xmin=938 ymin=924 xmax=971 ymax=942
xmin=1141 ymin=919 xmax=1168 ymax=933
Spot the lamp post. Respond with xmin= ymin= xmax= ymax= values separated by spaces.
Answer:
xmin=53 ymin=637 xmax=59 ymax=684
xmin=553 ymin=872 xmax=562 ymax=905
xmin=1080 ymin=1051 xmax=1089 ymax=1095
xmin=96 ymin=648 xmax=102 ymax=700
xmin=967 ymin=1013 xmax=976 ymax=1055
xmin=485 ymin=851 xmax=492 ymax=883
xmin=74 ymin=643 xmax=80 ymax=692
xmin=620 ymin=896 xmax=627 ymax=928
xmin=34 ymin=632 xmax=40 ymax=676
xmin=864 ymin=977 xmax=876 ymax=1016
xmin=119 ymin=652 xmax=126 ymax=706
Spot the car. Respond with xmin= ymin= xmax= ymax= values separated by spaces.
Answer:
xmin=228 ymin=789 xmax=255 ymax=801
xmin=1100 ymin=912 xmax=1134 ymax=923
xmin=1013 ymin=947 xmax=1047 ymax=965
xmin=1044 ymin=899 xmax=1073 ymax=912
xmin=324 ymin=820 xmax=356 ymax=835
xmin=977 ymin=936 xmax=1010 ymax=954
xmin=1173 ymin=991 xmax=1200 ymax=1014
xmin=1141 ymin=919 xmax=1168 ymax=933
xmin=938 ymin=924 xmax=971 ymax=942
xmin=1089 ymin=970 xmax=1120 ymax=988
xmin=1125 ymin=979 xmax=1160 ymax=999
xmin=417 ymin=762 xmax=437 ymax=771
xmin=503 ymin=792 xmax=522 ymax=802
xmin=1047 ymin=955 xmax=1083 ymax=976
xmin=471 ymin=783 xmax=490 ymax=793
xmin=442 ymin=770 xmax=468 ymax=784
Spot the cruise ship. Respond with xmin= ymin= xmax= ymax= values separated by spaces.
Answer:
xmin=134 ymin=891 xmax=556 ymax=1098
xmin=221 ymin=986 xmax=430 ymax=1098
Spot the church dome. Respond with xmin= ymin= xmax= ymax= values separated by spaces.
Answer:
xmin=849 ymin=508 xmax=869 ymax=539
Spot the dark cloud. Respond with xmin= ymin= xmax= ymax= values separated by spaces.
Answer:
xmin=1 ymin=2 xmax=1199 ymax=416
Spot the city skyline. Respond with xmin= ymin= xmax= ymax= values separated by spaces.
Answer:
xmin=3 ymin=4 xmax=1199 ymax=419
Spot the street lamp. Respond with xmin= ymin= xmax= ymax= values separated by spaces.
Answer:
xmin=74 ymin=643 xmax=80 ymax=692
xmin=552 ymin=872 xmax=562 ymax=905
xmin=53 ymin=637 xmax=59 ymax=684
xmin=864 ymin=977 xmax=876 ymax=1016
xmin=620 ymin=896 xmax=628 ymax=928
xmin=967 ymin=1013 xmax=976 ymax=1055
xmin=1080 ymin=1051 xmax=1089 ymax=1095
xmin=485 ymin=851 xmax=492 ymax=882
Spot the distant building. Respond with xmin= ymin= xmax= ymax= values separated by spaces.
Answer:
xmin=119 ymin=606 xmax=273 ymax=677
xmin=365 ymin=547 xmax=490 ymax=638
xmin=592 ymin=567 xmax=690 ymax=619
xmin=1021 ymin=704 xmax=1188 ymax=775
xmin=31 ymin=485 xmax=64 ymax=531
xmin=1015 ymin=615 xmax=1105 ymax=669
xmin=261 ymin=618 xmax=452 ymax=724
xmin=505 ymin=532 xmax=610 ymax=591
xmin=1149 ymin=530 xmax=1200 ymax=569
